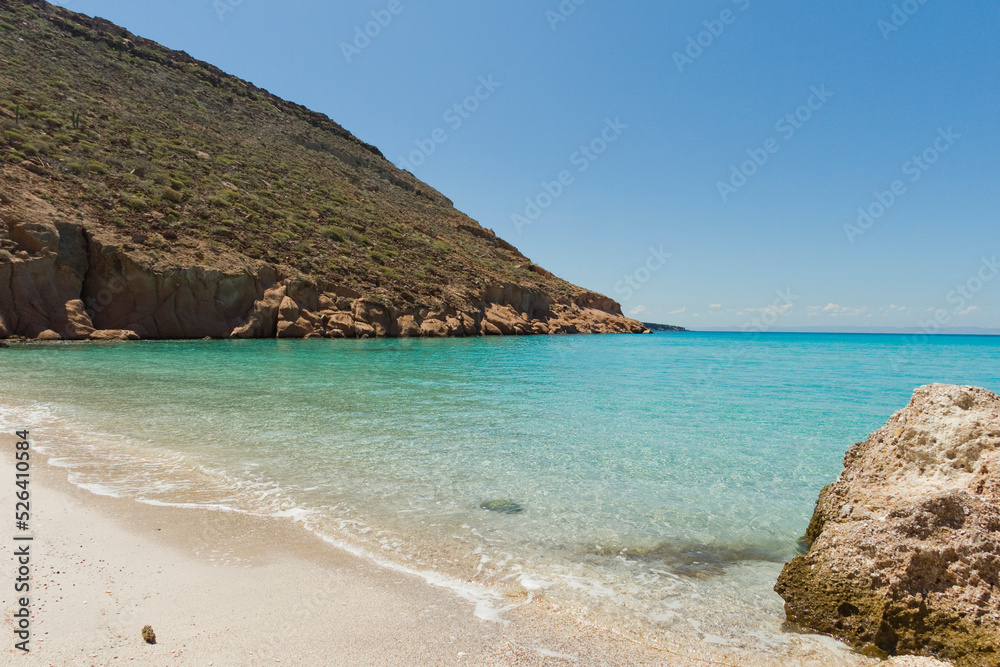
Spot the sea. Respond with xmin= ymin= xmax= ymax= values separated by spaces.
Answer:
xmin=2 ymin=332 xmax=998 ymax=661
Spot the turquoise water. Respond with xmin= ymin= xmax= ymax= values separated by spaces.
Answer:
xmin=2 ymin=332 xmax=999 ymax=652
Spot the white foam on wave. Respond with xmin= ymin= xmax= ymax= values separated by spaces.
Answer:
xmin=0 ymin=396 xmax=315 ymax=521
xmin=517 ymin=574 xmax=553 ymax=592
xmin=0 ymin=397 xmax=814 ymax=646
xmin=272 ymin=506 xmax=316 ymax=522
xmin=136 ymin=498 xmax=246 ymax=513
xmin=72 ymin=479 xmax=125 ymax=498
xmin=4 ymin=398 xmax=514 ymax=624
xmin=306 ymin=526 xmax=520 ymax=623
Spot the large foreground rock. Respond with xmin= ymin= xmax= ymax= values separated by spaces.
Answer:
xmin=775 ymin=384 xmax=1000 ymax=666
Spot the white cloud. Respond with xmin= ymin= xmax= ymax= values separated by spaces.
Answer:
xmin=742 ymin=303 xmax=794 ymax=316
xmin=807 ymin=303 xmax=871 ymax=317
xmin=957 ymin=305 xmax=980 ymax=316
xmin=879 ymin=304 xmax=911 ymax=316
xmin=629 ymin=305 xmax=647 ymax=316
xmin=669 ymin=307 xmax=687 ymax=315
xmin=709 ymin=304 xmax=722 ymax=309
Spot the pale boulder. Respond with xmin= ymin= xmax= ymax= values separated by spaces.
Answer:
xmin=775 ymin=385 xmax=1000 ymax=665
xmin=90 ymin=329 xmax=140 ymax=341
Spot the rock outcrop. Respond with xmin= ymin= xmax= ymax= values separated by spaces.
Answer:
xmin=775 ymin=384 xmax=1000 ymax=665
xmin=0 ymin=215 xmax=648 ymax=341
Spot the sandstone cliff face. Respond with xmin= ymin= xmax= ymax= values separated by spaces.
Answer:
xmin=0 ymin=215 xmax=647 ymax=341
xmin=775 ymin=384 xmax=1000 ymax=666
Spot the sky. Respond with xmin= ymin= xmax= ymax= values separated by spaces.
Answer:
xmin=49 ymin=0 xmax=1000 ymax=331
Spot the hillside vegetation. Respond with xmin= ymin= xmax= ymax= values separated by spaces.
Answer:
xmin=0 ymin=0 xmax=646 ymax=340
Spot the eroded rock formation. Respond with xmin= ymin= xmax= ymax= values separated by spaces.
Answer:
xmin=0 ymin=216 xmax=648 ymax=341
xmin=775 ymin=384 xmax=1000 ymax=665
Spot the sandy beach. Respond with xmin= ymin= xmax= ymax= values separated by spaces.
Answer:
xmin=0 ymin=432 xmax=951 ymax=667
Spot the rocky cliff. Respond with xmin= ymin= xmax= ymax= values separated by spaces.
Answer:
xmin=0 ymin=210 xmax=648 ymax=343
xmin=0 ymin=193 xmax=645 ymax=340
xmin=775 ymin=384 xmax=1000 ymax=666
xmin=0 ymin=0 xmax=647 ymax=340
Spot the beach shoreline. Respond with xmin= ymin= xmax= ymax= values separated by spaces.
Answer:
xmin=1 ymin=432 xmax=761 ymax=666
xmin=0 ymin=432 xmax=953 ymax=666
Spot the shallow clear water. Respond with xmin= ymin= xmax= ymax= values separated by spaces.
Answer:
xmin=2 ymin=332 xmax=998 ymax=654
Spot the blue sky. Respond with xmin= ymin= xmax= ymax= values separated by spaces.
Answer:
xmin=51 ymin=0 xmax=1000 ymax=331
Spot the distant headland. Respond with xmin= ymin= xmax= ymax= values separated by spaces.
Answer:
xmin=642 ymin=322 xmax=688 ymax=332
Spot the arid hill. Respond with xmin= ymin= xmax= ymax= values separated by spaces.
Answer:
xmin=0 ymin=0 xmax=647 ymax=340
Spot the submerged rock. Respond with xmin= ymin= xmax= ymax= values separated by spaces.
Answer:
xmin=775 ymin=384 xmax=1000 ymax=665
xmin=595 ymin=540 xmax=786 ymax=578
xmin=480 ymin=499 xmax=524 ymax=514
